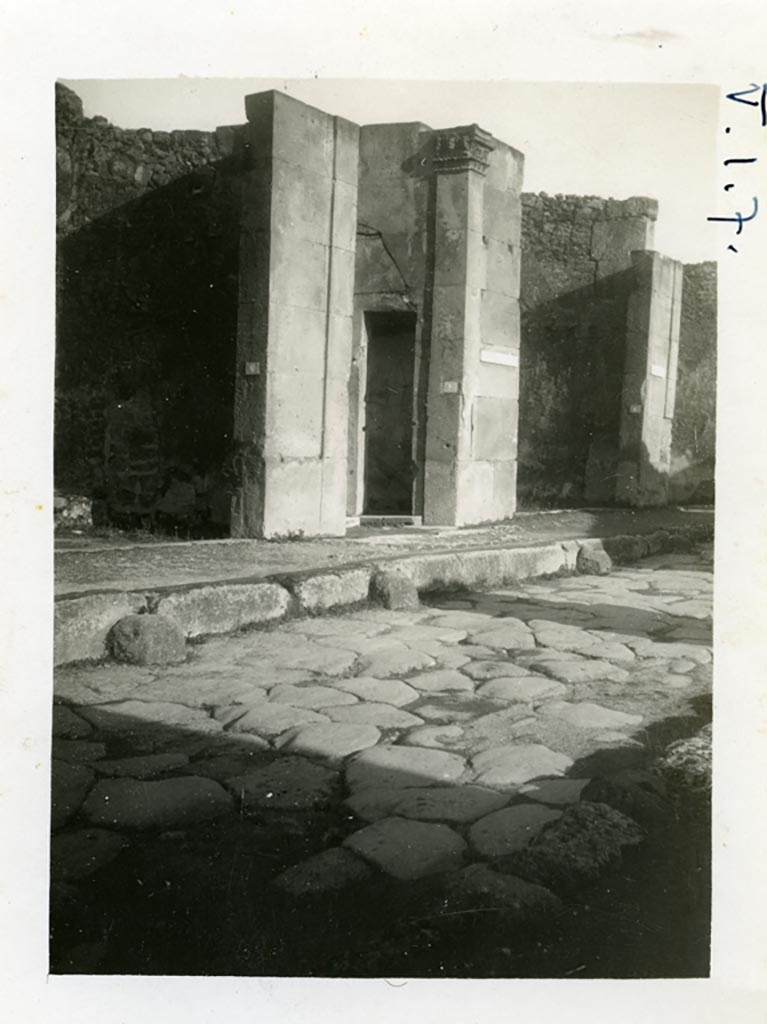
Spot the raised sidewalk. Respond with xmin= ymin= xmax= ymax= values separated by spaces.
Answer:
xmin=54 ymin=507 xmax=714 ymax=666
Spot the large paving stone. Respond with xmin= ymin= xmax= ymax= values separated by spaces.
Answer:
xmin=81 ymin=776 xmax=234 ymax=829
xmin=471 ymin=744 xmax=573 ymax=790
xmin=629 ymin=639 xmax=712 ymax=664
xmin=94 ymin=753 xmax=190 ymax=779
xmin=444 ymin=863 xmax=562 ymax=917
xmin=156 ymin=582 xmax=290 ymax=638
xmin=458 ymin=707 xmax=543 ymax=756
xmin=52 ymin=740 xmax=107 ymax=765
xmin=52 ymin=705 xmax=93 ymax=739
xmin=51 ymin=828 xmax=128 ymax=882
xmin=51 ymin=760 xmax=94 ymax=829
xmin=461 ymin=661 xmax=531 ymax=682
xmin=405 ymin=669 xmax=474 ymax=694
xmin=508 ymin=802 xmax=643 ymax=891
xmin=225 ymin=756 xmax=339 ymax=811
xmin=277 ymin=723 xmax=381 ymax=762
xmin=343 ymin=817 xmax=467 ymax=880
xmin=414 ymin=693 xmax=506 ymax=723
xmin=327 ymin=676 xmax=420 ymax=707
xmin=268 ymin=684 xmax=358 ymax=710
xmin=325 ymin=703 xmax=423 ymax=729
xmin=476 ymin=677 xmax=567 ymax=703
xmin=517 ymin=654 xmax=630 ymax=685
xmin=273 ymin=847 xmax=373 ymax=895
xmin=538 ymin=701 xmax=643 ymax=731
xmin=389 ymin=785 xmax=509 ymax=824
xmin=400 ymin=724 xmax=465 ymax=749
xmin=224 ymin=704 xmax=330 ymax=740
xmin=76 ymin=700 xmax=223 ymax=739
xmin=518 ymin=778 xmax=591 ymax=805
xmin=346 ymin=744 xmax=467 ymax=792
xmin=466 ymin=623 xmax=536 ymax=651
xmin=469 ymin=804 xmax=562 ymax=857
xmin=356 ymin=644 xmax=436 ymax=678
xmin=107 ymin=614 xmax=186 ymax=666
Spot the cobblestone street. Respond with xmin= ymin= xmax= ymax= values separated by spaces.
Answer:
xmin=50 ymin=544 xmax=713 ymax=977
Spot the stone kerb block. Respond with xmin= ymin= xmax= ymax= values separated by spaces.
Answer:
xmin=369 ymin=569 xmax=420 ymax=610
xmin=107 ymin=613 xmax=186 ymax=666
xmin=287 ymin=567 xmax=372 ymax=615
xmin=156 ymin=582 xmax=290 ymax=638
xmin=54 ymin=592 xmax=148 ymax=666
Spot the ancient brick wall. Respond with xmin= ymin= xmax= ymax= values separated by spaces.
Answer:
xmin=518 ymin=192 xmax=657 ymax=507
xmin=670 ymin=262 xmax=717 ymax=503
xmin=55 ymin=84 xmax=244 ymax=533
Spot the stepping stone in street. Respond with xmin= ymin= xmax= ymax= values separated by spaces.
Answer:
xmin=471 ymin=744 xmax=573 ymax=790
xmin=461 ymin=661 xmax=531 ymax=682
xmin=327 ymin=676 xmax=420 ymax=707
xmin=52 ymin=705 xmax=93 ymax=739
xmin=405 ymin=669 xmax=474 ymax=694
xmin=346 ymin=744 xmax=467 ymax=791
xmin=343 ymin=817 xmax=467 ymax=880
xmin=273 ymin=847 xmax=373 ymax=896
xmin=94 ymin=753 xmax=190 ymax=780
xmin=277 ymin=723 xmax=381 ymax=762
xmin=444 ymin=863 xmax=562 ymax=917
xmin=400 ymin=724 xmax=465 ymax=749
xmin=51 ymin=828 xmax=128 ymax=882
xmin=538 ymin=701 xmax=643 ymax=731
xmin=51 ymin=760 xmax=95 ymax=830
xmin=224 ymin=704 xmax=330 ymax=740
xmin=469 ymin=804 xmax=562 ymax=858
xmin=225 ymin=755 xmax=339 ymax=810
xmin=476 ymin=677 xmax=567 ymax=703
xmin=324 ymin=703 xmax=424 ymax=729
xmin=268 ymin=684 xmax=358 ymax=710
xmin=518 ymin=777 xmax=591 ymax=805
xmin=81 ymin=776 xmax=234 ymax=829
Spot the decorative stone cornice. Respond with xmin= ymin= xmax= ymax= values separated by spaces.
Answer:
xmin=433 ymin=124 xmax=495 ymax=175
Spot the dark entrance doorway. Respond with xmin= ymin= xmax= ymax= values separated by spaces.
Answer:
xmin=363 ymin=311 xmax=417 ymax=514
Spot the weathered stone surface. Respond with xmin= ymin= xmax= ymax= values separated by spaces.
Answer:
xmin=278 ymin=723 xmax=381 ymax=762
xmin=370 ymin=569 xmax=420 ymax=610
xmin=224 ymin=704 xmax=329 ymax=739
xmin=343 ymin=817 xmax=467 ymax=880
xmin=52 ymin=705 xmax=93 ymax=739
xmin=325 ymin=703 xmax=423 ymax=729
xmin=94 ymin=753 xmax=190 ymax=779
xmin=538 ymin=701 xmax=643 ymax=731
xmin=461 ymin=660 xmax=529 ymax=682
xmin=273 ymin=847 xmax=373 ymax=895
xmin=52 ymin=740 xmax=107 ymax=765
xmin=415 ymin=694 xmax=505 ymax=723
xmin=390 ymin=785 xmax=509 ymax=824
xmin=444 ymin=863 xmax=562 ymax=916
xmin=519 ymin=654 xmax=629 ymax=685
xmin=327 ymin=676 xmax=420 ymax=707
xmin=508 ymin=801 xmax=643 ymax=890
xmin=356 ymin=645 xmax=436 ymax=678
xmin=183 ymin=745 xmax=272 ymax=782
xmin=518 ymin=777 xmax=591 ymax=805
xmin=346 ymin=744 xmax=467 ymax=791
xmin=76 ymin=700 xmax=223 ymax=738
xmin=81 ymin=776 xmax=234 ymax=829
xmin=629 ymin=638 xmax=712 ymax=664
xmin=290 ymin=568 xmax=372 ymax=614
xmin=476 ymin=677 xmax=566 ymax=703
xmin=107 ymin=614 xmax=186 ymax=666
xmin=654 ymin=726 xmax=711 ymax=795
xmin=268 ymin=684 xmax=358 ymax=710
xmin=55 ymin=591 xmax=146 ymax=666
xmin=576 ymin=545 xmax=613 ymax=575
xmin=458 ymin=707 xmax=543 ymax=755
xmin=466 ymin=623 xmax=536 ymax=651
xmin=156 ymin=582 xmax=290 ymax=638
xmin=471 ymin=744 xmax=573 ymax=790
xmin=469 ymin=804 xmax=562 ymax=858
xmin=400 ymin=724 xmax=465 ymax=749
xmin=405 ymin=669 xmax=474 ymax=693
xmin=51 ymin=828 xmax=128 ymax=881
xmin=225 ymin=756 xmax=339 ymax=810
xmin=51 ymin=760 xmax=94 ymax=829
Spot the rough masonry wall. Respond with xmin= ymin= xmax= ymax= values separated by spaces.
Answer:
xmin=56 ymin=84 xmax=244 ymax=533
xmin=670 ymin=261 xmax=717 ymax=502
xmin=518 ymin=192 xmax=656 ymax=506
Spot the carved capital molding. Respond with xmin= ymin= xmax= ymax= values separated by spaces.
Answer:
xmin=433 ymin=124 xmax=494 ymax=175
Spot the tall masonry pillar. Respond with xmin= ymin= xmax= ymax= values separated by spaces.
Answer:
xmin=424 ymin=125 xmax=524 ymax=525
xmin=616 ymin=250 xmax=684 ymax=506
xmin=230 ymin=91 xmax=359 ymax=537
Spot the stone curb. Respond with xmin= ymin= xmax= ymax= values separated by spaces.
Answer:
xmin=53 ymin=523 xmax=713 ymax=666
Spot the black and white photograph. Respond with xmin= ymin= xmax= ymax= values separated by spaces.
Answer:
xmin=1 ymin=2 xmax=766 ymax=1020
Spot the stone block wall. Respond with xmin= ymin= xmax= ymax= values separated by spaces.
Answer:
xmin=670 ymin=262 xmax=717 ymax=503
xmin=518 ymin=192 xmax=657 ymax=507
xmin=55 ymin=83 xmax=245 ymax=534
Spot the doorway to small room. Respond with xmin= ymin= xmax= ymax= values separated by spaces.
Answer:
xmin=362 ymin=311 xmax=417 ymax=515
